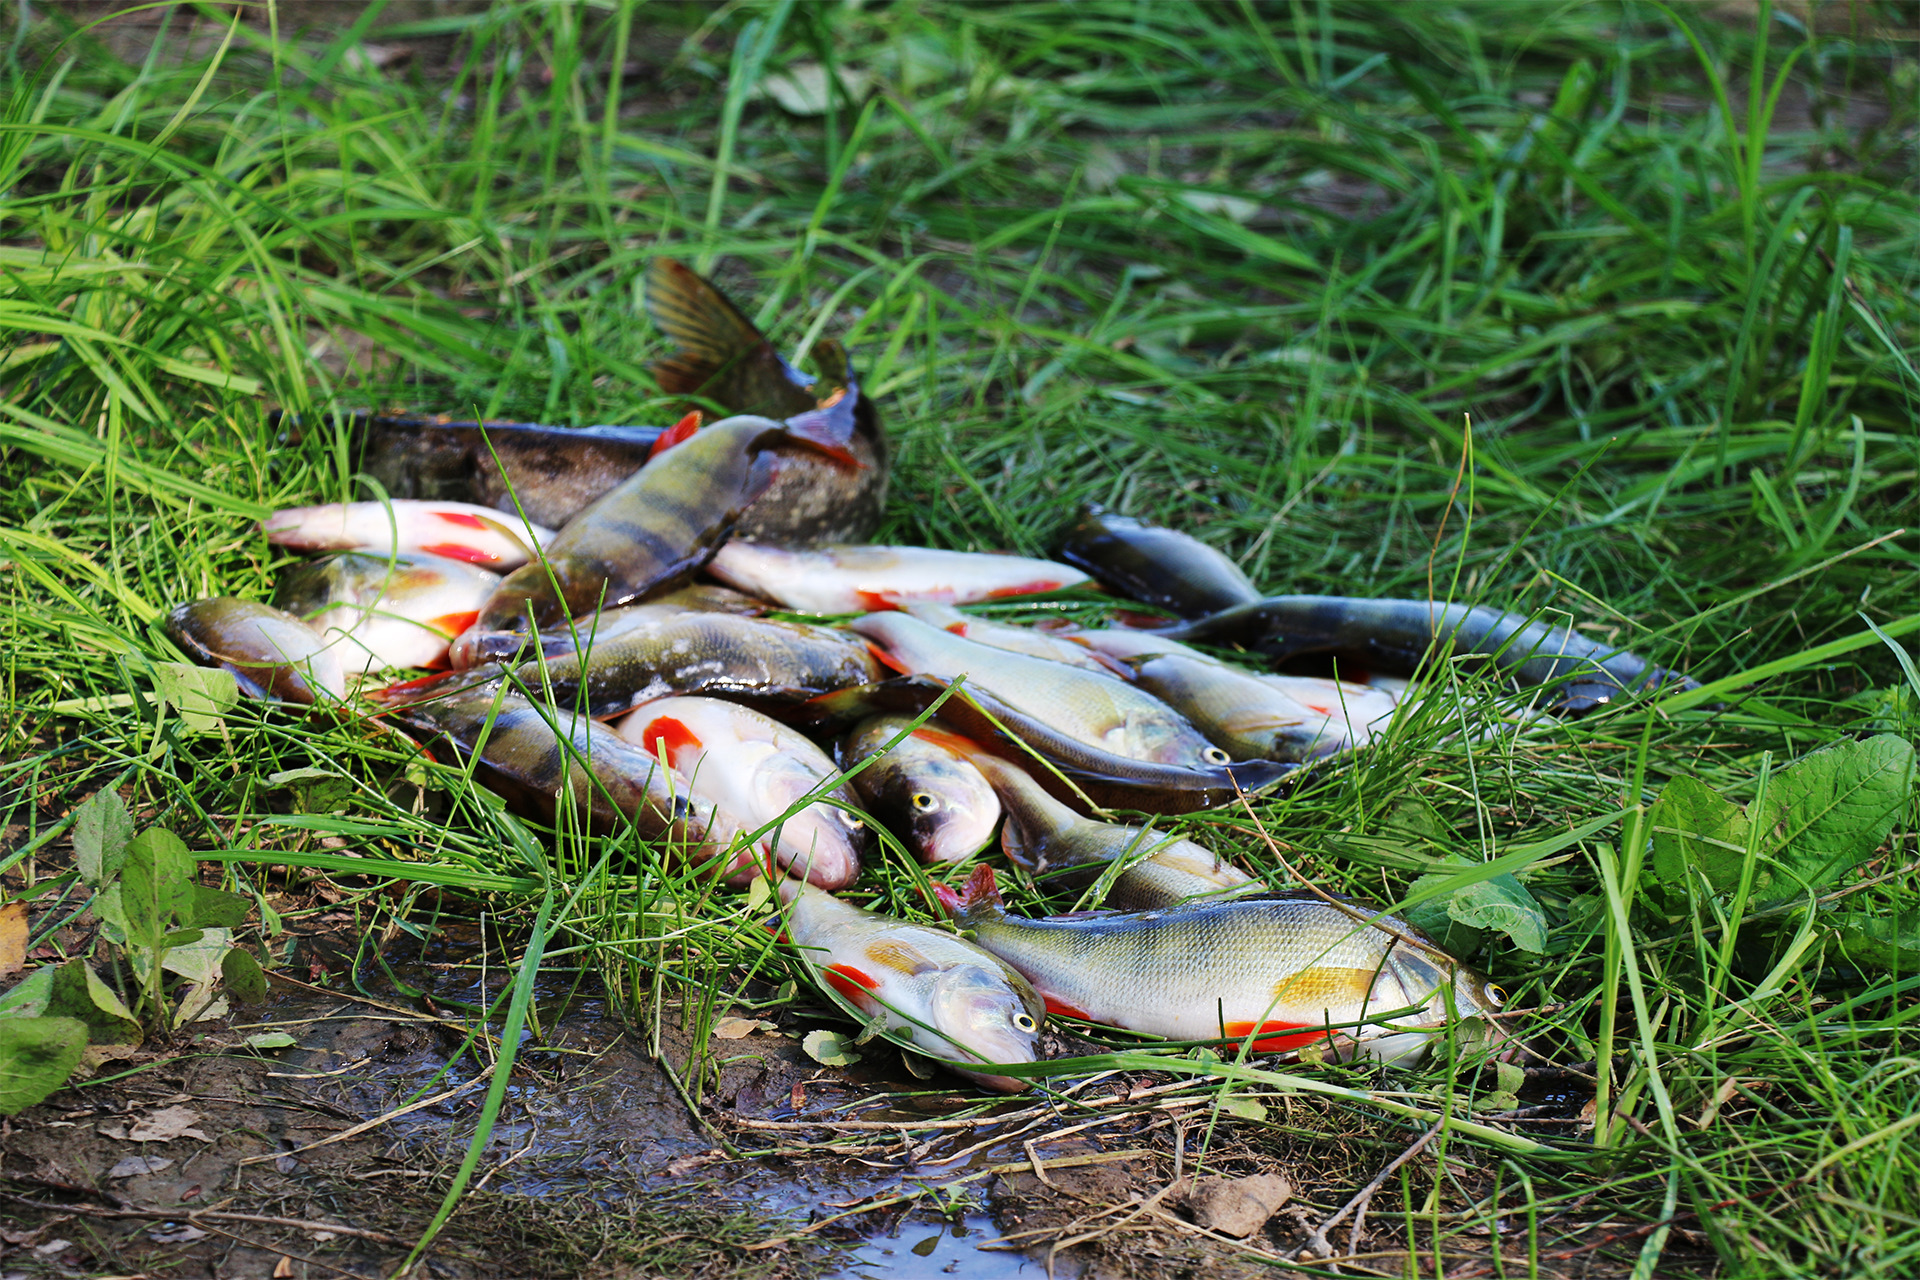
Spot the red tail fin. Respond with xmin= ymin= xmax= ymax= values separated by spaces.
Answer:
xmin=932 ymin=864 xmax=1002 ymax=920
xmin=782 ymin=392 xmax=866 ymax=469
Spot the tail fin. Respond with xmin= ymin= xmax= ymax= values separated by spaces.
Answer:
xmin=782 ymin=384 xmax=866 ymax=469
xmin=645 ymin=259 xmax=814 ymax=419
xmin=930 ymin=864 xmax=1002 ymax=921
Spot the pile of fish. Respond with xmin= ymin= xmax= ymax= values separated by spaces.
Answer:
xmin=166 ymin=259 xmax=1699 ymax=1093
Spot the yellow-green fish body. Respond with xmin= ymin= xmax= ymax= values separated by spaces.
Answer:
xmin=937 ymin=868 xmax=1502 ymax=1064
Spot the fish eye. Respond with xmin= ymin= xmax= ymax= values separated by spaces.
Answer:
xmin=1484 ymin=982 xmax=1509 ymax=1006
xmin=911 ymin=791 xmax=940 ymax=813
xmin=1013 ymin=1012 xmax=1038 ymax=1033
xmin=836 ymin=810 xmax=865 ymax=830
xmin=1202 ymin=747 xmax=1232 ymax=765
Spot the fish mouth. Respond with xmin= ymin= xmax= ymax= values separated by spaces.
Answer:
xmin=953 ymin=1066 xmax=1031 ymax=1095
xmin=919 ymin=810 xmax=1000 ymax=864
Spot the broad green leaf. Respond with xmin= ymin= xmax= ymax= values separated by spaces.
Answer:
xmin=801 ymin=1028 xmax=861 ymax=1067
xmin=1826 ymin=911 xmax=1920 ymax=973
xmin=1217 ymin=1093 xmax=1268 ymax=1121
xmin=158 ymin=929 xmax=230 ymax=986
xmin=266 ymin=768 xmax=354 ymax=815
xmin=151 ymin=662 xmax=239 ymax=733
xmin=0 ymin=965 xmax=56 ymax=1019
xmin=46 ymin=960 xmax=141 ymax=1044
xmin=1760 ymin=734 xmax=1917 ymax=900
xmin=1408 ymin=861 xmax=1548 ymax=953
xmin=187 ymin=886 xmax=250 ymax=929
xmin=222 ymin=949 xmax=269 ymax=1005
xmin=91 ymin=883 xmax=129 ymax=943
xmin=243 ymin=1030 xmax=295 ymax=1050
xmin=72 ymin=788 xmax=133 ymax=887
xmin=0 ymin=1016 xmax=88 ymax=1115
xmin=1649 ymin=775 xmax=1752 ymax=897
xmin=120 ymin=829 xmax=196 ymax=947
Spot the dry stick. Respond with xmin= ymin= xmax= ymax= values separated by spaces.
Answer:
xmin=187 ymin=1221 xmax=366 ymax=1280
xmin=234 ymin=1066 xmax=496 ymax=1167
xmin=0 ymin=1193 xmax=409 ymax=1246
xmin=1293 ymin=1120 xmax=1444 ymax=1261
xmin=265 ymin=972 xmax=474 ymax=1031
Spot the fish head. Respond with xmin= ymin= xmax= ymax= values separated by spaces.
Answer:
xmin=1351 ymin=948 xmax=1510 ymax=1065
xmin=924 ymin=964 xmax=1045 ymax=1093
xmin=1113 ymin=713 xmax=1235 ymax=768
xmin=766 ymin=797 xmax=868 ymax=891
xmin=862 ymin=744 xmax=999 ymax=864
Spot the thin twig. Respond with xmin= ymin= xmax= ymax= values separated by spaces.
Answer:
xmin=0 ymin=1192 xmax=407 ymax=1246
xmin=1292 ymin=1120 xmax=1444 ymax=1260
xmin=234 ymin=1066 xmax=495 ymax=1166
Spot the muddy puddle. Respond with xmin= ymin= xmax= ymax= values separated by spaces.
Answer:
xmin=3 ymin=909 xmax=1599 ymax=1279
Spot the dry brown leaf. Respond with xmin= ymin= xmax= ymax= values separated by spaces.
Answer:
xmin=0 ymin=901 xmax=27 ymax=976
xmin=126 ymin=1105 xmax=210 ymax=1143
xmin=712 ymin=1017 xmax=775 ymax=1040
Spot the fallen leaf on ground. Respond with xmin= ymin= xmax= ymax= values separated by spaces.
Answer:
xmin=712 ymin=1017 xmax=776 ymax=1039
xmin=126 ymin=1105 xmax=210 ymax=1143
xmin=108 ymin=1155 xmax=174 ymax=1178
xmin=801 ymin=1028 xmax=861 ymax=1067
xmin=0 ymin=902 xmax=26 ymax=976
xmin=1183 ymin=1173 xmax=1293 ymax=1238
xmin=148 ymin=1224 xmax=208 ymax=1244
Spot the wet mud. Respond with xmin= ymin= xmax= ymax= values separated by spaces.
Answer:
xmin=2 ymin=900 xmax=1619 ymax=1280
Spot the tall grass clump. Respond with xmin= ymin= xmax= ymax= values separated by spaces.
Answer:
xmin=2 ymin=0 xmax=1917 ymax=1273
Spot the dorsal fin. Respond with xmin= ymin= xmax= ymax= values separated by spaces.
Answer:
xmin=644 ymin=258 xmax=815 ymax=419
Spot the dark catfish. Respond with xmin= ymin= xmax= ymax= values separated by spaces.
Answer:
xmin=1056 ymin=507 xmax=1260 ymax=619
xmin=1164 ymin=596 xmax=1701 ymax=711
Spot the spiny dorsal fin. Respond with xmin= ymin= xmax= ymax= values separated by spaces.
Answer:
xmin=644 ymin=258 xmax=815 ymax=419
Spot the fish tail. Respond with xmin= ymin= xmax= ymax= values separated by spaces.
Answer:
xmin=783 ymin=392 xmax=866 ymax=467
xmin=931 ymin=863 xmax=1003 ymax=923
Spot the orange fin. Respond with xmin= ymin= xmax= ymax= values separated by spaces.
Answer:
xmin=985 ymin=580 xmax=1068 ymax=600
xmin=435 ymin=511 xmax=490 ymax=530
xmin=865 ymin=641 xmax=911 ymax=674
xmin=1222 ymin=1020 xmax=1325 ymax=1053
xmin=430 ymin=611 xmax=480 ymax=637
xmin=825 ymin=963 xmax=880 ymax=1004
xmin=910 ymin=725 xmax=986 ymax=758
xmin=647 ymin=410 xmax=703 ymax=460
xmin=419 ymin=542 xmax=500 ymax=565
xmin=1043 ymin=995 xmax=1092 ymax=1020
xmin=865 ymin=939 xmax=936 ymax=976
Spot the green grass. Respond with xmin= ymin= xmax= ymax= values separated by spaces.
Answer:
xmin=2 ymin=0 xmax=1918 ymax=1274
